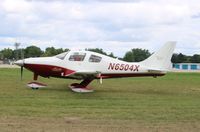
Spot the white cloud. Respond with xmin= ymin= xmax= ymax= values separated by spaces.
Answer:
xmin=0 ymin=0 xmax=200 ymax=57
xmin=2 ymin=0 xmax=32 ymax=13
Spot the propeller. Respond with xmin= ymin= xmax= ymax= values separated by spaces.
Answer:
xmin=14 ymin=47 xmax=25 ymax=81
xmin=20 ymin=49 xmax=24 ymax=81
xmin=21 ymin=65 xmax=23 ymax=81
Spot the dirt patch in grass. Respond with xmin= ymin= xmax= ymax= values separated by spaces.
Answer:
xmin=0 ymin=64 xmax=19 ymax=68
xmin=0 ymin=116 xmax=199 ymax=132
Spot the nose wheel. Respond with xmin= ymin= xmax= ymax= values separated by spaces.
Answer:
xmin=69 ymin=78 xmax=94 ymax=93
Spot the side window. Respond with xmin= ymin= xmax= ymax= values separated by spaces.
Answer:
xmin=89 ymin=55 xmax=102 ymax=63
xmin=69 ymin=52 xmax=86 ymax=61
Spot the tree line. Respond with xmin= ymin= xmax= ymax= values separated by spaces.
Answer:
xmin=0 ymin=45 xmax=199 ymax=63
xmin=0 ymin=46 xmax=69 ymax=60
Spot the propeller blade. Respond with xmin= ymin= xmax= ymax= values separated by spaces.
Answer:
xmin=21 ymin=66 xmax=23 ymax=81
xmin=20 ymin=49 xmax=24 ymax=81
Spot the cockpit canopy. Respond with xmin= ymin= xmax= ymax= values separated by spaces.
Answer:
xmin=55 ymin=50 xmax=102 ymax=63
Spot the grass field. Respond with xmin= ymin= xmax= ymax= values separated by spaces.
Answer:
xmin=0 ymin=68 xmax=200 ymax=131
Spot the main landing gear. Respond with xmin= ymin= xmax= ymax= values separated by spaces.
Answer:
xmin=27 ymin=73 xmax=94 ymax=93
xmin=69 ymin=78 xmax=94 ymax=93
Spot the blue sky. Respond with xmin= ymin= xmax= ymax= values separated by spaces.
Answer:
xmin=0 ymin=0 xmax=200 ymax=57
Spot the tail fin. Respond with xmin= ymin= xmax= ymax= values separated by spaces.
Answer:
xmin=140 ymin=41 xmax=176 ymax=70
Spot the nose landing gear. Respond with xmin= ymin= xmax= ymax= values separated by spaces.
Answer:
xmin=27 ymin=73 xmax=47 ymax=89
xmin=27 ymin=82 xmax=47 ymax=89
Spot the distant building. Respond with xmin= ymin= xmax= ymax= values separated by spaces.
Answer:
xmin=173 ymin=63 xmax=200 ymax=70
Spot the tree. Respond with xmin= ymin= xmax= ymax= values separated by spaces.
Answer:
xmin=86 ymin=48 xmax=107 ymax=55
xmin=123 ymin=48 xmax=151 ymax=62
xmin=25 ymin=46 xmax=43 ymax=58
xmin=191 ymin=54 xmax=200 ymax=63
xmin=132 ymin=48 xmax=151 ymax=62
xmin=0 ymin=52 xmax=2 ymax=60
xmin=43 ymin=47 xmax=69 ymax=57
xmin=1 ymin=48 xmax=13 ymax=59
xmin=13 ymin=49 xmax=25 ymax=60
xmin=123 ymin=51 xmax=134 ymax=62
xmin=43 ymin=47 xmax=57 ymax=56
xmin=55 ymin=48 xmax=69 ymax=55
xmin=108 ymin=52 xmax=116 ymax=58
xmin=86 ymin=48 xmax=117 ymax=58
xmin=64 ymin=48 xmax=69 ymax=52
xmin=171 ymin=53 xmax=179 ymax=63
xmin=171 ymin=53 xmax=187 ymax=63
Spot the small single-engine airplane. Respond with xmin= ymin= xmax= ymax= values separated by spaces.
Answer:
xmin=15 ymin=42 xmax=176 ymax=93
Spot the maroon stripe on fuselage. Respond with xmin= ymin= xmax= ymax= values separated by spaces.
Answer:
xmin=24 ymin=64 xmax=165 ymax=79
xmin=24 ymin=64 xmax=75 ymax=77
xmin=100 ymin=73 xmax=165 ymax=79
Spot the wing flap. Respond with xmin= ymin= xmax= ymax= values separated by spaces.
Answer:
xmin=148 ymin=68 xmax=169 ymax=73
xmin=75 ymin=70 xmax=100 ymax=76
xmin=67 ymin=70 xmax=101 ymax=79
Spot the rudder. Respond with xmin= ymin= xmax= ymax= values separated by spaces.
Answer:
xmin=140 ymin=41 xmax=176 ymax=70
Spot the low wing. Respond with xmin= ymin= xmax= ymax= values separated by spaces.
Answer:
xmin=75 ymin=70 xmax=100 ymax=74
xmin=147 ymin=68 xmax=169 ymax=73
xmin=67 ymin=70 xmax=101 ymax=79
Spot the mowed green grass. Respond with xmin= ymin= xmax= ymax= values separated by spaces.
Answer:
xmin=0 ymin=68 xmax=200 ymax=126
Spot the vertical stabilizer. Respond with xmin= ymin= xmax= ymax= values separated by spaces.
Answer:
xmin=140 ymin=41 xmax=176 ymax=70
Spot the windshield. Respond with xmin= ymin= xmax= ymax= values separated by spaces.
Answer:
xmin=55 ymin=51 xmax=69 ymax=60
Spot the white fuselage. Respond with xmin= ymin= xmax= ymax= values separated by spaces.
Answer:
xmin=19 ymin=50 xmax=165 ymax=80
